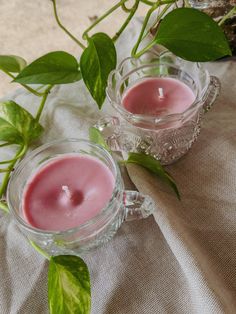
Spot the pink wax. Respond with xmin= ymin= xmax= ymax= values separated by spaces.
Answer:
xmin=22 ymin=154 xmax=115 ymax=231
xmin=122 ymin=77 xmax=195 ymax=115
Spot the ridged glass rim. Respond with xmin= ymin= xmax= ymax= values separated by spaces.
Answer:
xmin=106 ymin=50 xmax=210 ymax=126
xmin=7 ymin=138 xmax=122 ymax=237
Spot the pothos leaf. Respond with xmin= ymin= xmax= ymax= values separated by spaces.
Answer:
xmin=0 ymin=55 xmax=27 ymax=73
xmin=80 ymin=33 xmax=117 ymax=109
xmin=0 ymin=101 xmax=43 ymax=145
xmin=89 ymin=126 xmax=110 ymax=151
xmin=125 ymin=152 xmax=180 ymax=200
xmin=155 ymin=8 xmax=232 ymax=61
xmin=48 ymin=255 xmax=91 ymax=314
xmin=14 ymin=51 xmax=81 ymax=85
xmin=88 ymin=128 xmax=180 ymax=199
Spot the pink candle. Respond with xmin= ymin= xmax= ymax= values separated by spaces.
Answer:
xmin=122 ymin=77 xmax=195 ymax=115
xmin=22 ymin=154 xmax=115 ymax=231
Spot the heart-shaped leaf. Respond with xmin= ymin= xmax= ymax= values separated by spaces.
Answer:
xmin=14 ymin=51 xmax=81 ymax=85
xmin=0 ymin=101 xmax=43 ymax=145
xmin=80 ymin=33 xmax=117 ymax=109
xmin=155 ymin=8 xmax=232 ymax=61
xmin=48 ymin=255 xmax=91 ymax=314
xmin=89 ymin=126 xmax=110 ymax=151
xmin=0 ymin=55 xmax=27 ymax=73
xmin=125 ymin=152 xmax=180 ymax=200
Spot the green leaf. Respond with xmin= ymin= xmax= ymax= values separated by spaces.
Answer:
xmin=89 ymin=127 xmax=110 ymax=151
xmin=125 ymin=152 xmax=180 ymax=200
xmin=155 ymin=8 xmax=232 ymax=62
xmin=80 ymin=33 xmax=117 ymax=109
xmin=0 ymin=101 xmax=43 ymax=145
xmin=48 ymin=255 xmax=91 ymax=314
xmin=14 ymin=51 xmax=81 ymax=85
xmin=0 ymin=201 xmax=9 ymax=213
xmin=0 ymin=55 xmax=27 ymax=73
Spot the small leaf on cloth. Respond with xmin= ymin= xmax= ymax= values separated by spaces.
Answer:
xmin=0 ymin=55 xmax=27 ymax=73
xmin=80 ymin=33 xmax=117 ymax=109
xmin=14 ymin=51 xmax=81 ymax=85
xmin=0 ymin=101 xmax=43 ymax=145
xmin=155 ymin=8 xmax=232 ymax=61
xmin=48 ymin=255 xmax=91 ymax=314
xmin=89 ymin=126 xmax=110 ymax=151
xmin=125 ymin=152 xmax=180 ymax=200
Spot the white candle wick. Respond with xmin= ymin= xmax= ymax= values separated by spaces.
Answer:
xmin=158 ymin=87 xmax=164 ymax=99
xmin=62 ymin=185 xmax=72 ymax=199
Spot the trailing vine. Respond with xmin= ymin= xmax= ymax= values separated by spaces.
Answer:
xmin=0 ymin=1 xmax=233 ymax=312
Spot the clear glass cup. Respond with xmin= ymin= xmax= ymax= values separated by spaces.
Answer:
xmin=7 ymin=139 xmax=155 ymax=256
xmin=95 ymin=51 xmax=220 ymax=165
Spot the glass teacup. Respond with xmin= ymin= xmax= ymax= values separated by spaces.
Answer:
xmin=7 ymin=139 xmax=155 ymax=256
xmin=95 ymin=51 xmax=220 ymax=165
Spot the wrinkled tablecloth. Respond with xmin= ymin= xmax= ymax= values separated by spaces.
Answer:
xmin=1 ymin=19 xmax=236 ymax=314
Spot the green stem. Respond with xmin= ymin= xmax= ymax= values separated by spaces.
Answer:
xmin=2 ymin=69 xmax=44 ymax=97
xmin=121 ymin=3 xmax=132 ymax=13
xmin=174 ymin=0 xmax=179 ymax=8
xmin=183 ymin=0 xmax=191 ymax=7
xmin=132 ymin=2 xmax=160 ymax=56
xmin=218 ymin=6 xmax=236 ymax=26
xmin=0 ymin=143 xmax=12 ymax=148
xmin=132 ymin=0 xmax=176 ymax=57
xmin=35 ymin=85 xmax=53 ymax=122
xmin=82 ymin=0 xmax=126 ymax=40
xmin=140 ymin=0 xmax=156 ymax=5
xmin=20 ymin=84 xmax=44 ymax=97
xmin=134 ymin=38 xmax=156 ymax=57
xmin=0 ymin=145 xmax=27 ymax=198
xmin=151 ymin=3 xmax=172 ymax=30
xmin=29 ymin=241 xmax=50 ymax=260
xmin=113 ymin=0 xmax=140 ymax=41
xmin=142 ymin=2 xmax=173 ymax=41
xmin=35 ymin=85 xmax=47 ymax=92
xmin=2 ymin=69 xmax=15 ymax=79
xmin=0 ymin=144 xmax=28 ymax=165
xmin=0 ymin=201 xmax=9 ymax=213
xmin=0 ymin=169 xmax=10 ymax=173
xmin=121 ymin=1 xmax=138 ymax=13
xmin=51 ymin=0 xmax=86 ymax=49
xmin=0 ymin=160 xmax=16 ymax=165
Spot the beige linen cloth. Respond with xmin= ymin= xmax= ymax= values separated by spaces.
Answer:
xmin=1 ymin=20 xmax=236 ymax=313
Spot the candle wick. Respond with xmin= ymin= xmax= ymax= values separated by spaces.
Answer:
xmin=62 ymin=185 xmax=72 ymax=199
xmin=158 ymin=87 xmax=164 ymax=99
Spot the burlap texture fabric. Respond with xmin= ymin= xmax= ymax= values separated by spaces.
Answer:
xmin=0 ymin=20 xmax=236 ymax=313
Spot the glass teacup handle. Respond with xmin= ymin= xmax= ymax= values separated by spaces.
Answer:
xmin=123 ymin=190 xmax=156 ymax=221
xmin=94 ymin=116 xmax=123 ymax=152
xmin=203 ymin=76 xmax=221 ymax=113
xmin=94 ymin=116 xmax=151 ymax=153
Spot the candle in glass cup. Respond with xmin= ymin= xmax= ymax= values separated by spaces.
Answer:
xmin=122 ymin=77 xmax=196 ymax=116
xmin=22 ymin=154 xmax=115 ymax=231
xmin=7 ymin=139 xmax=156 ymax=255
